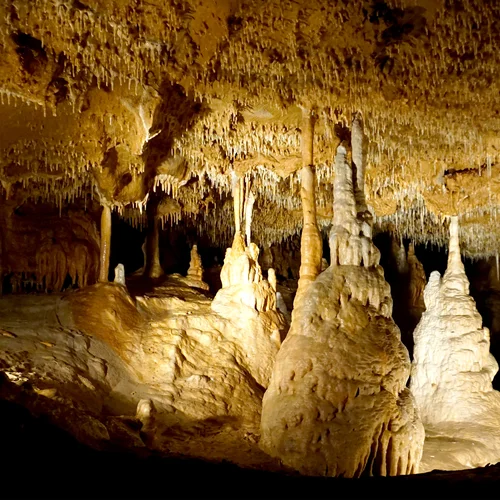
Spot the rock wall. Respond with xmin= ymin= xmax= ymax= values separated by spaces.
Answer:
xmin=260 ymin=124 xmax=424 ymax=478
xmin=411 ymin=217 xmax=500 ymax=471
xmin=0 ymin=201 xmax=100 ymax=292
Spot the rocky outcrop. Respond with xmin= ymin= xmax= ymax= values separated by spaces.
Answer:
xmin=411 ymin=217 xmax=500 ymax=471
xmin=260 ymin=119 xmax=425 ymax=478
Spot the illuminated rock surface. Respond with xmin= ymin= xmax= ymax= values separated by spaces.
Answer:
xmin=2 ymin=0 xmax=500 ymax=484
xmin=411 ymin=217 xmax=500 ymax=472
xmin=260 ymin=123 xmax=424 ymax=478
xmin=0 ymin=237 xmax=285 ymax=468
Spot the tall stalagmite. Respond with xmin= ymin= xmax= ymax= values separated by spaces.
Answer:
xmin=411 ymin=217 xmax=500 ymax=471
xmin=296 ymin=108 xmax=322 ymax=298
xmin=260 ymin=119 xmax=424 ymax=478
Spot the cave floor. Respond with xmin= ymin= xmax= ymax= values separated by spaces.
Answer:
xmin=0 ymin=281 xmax=498 ymax=489
xmin=0 ymin=282 xmax=287 ymax=475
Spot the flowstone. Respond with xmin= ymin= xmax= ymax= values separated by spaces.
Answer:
xmin=260 ymin=118 xmax=424 ymax=478
xmin=411 ymin=217 xmax=500 ymax=471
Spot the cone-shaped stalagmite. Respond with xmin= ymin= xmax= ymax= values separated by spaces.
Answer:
xmin=98 ymin=204 xmax=112 ymax=282
xmin=411 ymin=217 xmax=500 ymax=471
xmin=297 ymin=109 xmax=322 ymax=297
xmin=186 ymin=244 xmax=209 ymax=290
xmin=260 ymin=117 xmax=424 ymax=478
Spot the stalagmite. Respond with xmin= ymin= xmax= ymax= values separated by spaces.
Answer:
xmin=411 ymin=217 xmax=500 ymax=472
xmin=186 ymin=244 xmax=209 ymax=290
xmin=260 ymin=117 xmax=424 ymax=478
xmin=297 ymin=109 xmax=322 ymax=296
xmin=98 ymin=204 xmax=112 ymax=282
xmin=114 ymin=263 xmax=126 ymax=285
xmin=211 ymin=231 xmax=285 ymax=388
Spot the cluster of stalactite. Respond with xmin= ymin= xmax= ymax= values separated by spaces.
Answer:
xmin=0 ymin=0 xmax=499 ymax=258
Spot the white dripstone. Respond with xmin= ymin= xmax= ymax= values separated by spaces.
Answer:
xmin=114 ymin=263 xmax=126 ymax=286
xmin=411 ymin=216 xmax=500 ymax=472
xmin=211 ymin=231 xmax=286 ymax=387
xmin=260 ymin=118 xmax=424 ymax=478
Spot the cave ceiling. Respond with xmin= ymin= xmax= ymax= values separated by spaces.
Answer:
xmin=0 ymin=0 xmax=500 ymax=255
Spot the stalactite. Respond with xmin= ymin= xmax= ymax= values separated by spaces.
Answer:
xmin=352 ymin=113 xmax=368 ymax=216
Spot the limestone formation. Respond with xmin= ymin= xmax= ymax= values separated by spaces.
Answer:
xmin=0 ymin=204 xmax=99 ymax=293
xmin=3 ymin=0 xmax=500 ymax=482
xmin=407 ymin=243 xmax=426 ymax=314
xmin=98 ymin=204 xmax=112 ymax=283
xmin=145 ymin=223 xmax=164 ymax=279
xmin=297 ymin=109 xmax=322 ymax=297
xmin=0 ymin=286 xmax=281 ymax=471
xmin=185 ymin=244 xmax=209 ymax=291
xmin=260 ymin=119 xmax=425 ymax=478
xmin=114 ymin=264 xmax=126 ymax=286
xmin=411 ymin=217 xmax=500 ymax=471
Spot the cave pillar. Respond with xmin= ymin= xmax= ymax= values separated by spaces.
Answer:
xmin=232 ymin=172 xmax=243 ymax=235
xmin=297 ymin=108 xmax=322 ymax=296
xmin=144 ymin=201 xmax=164 ymax=279
xmin=352 ymin=113 xmax=368 ymax=215
xmin=260 ymin=115 xmax=425 ymax=478
xmin=98 ymin=204 xmax=112 ymax=282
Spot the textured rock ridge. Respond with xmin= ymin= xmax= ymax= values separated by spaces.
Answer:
xmin=411 ymin=217 xmax=500 ymax=471
xmin=260 ymin=118 xmax=424 ymax=478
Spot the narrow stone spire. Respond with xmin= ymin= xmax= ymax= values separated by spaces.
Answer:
xmin=446 ymin=216 xmax=463 ymax=272
xmin=351 ymin=113 xmax=368 ymax=215
xmin=296 ymin=108 xmax=322 ymax=298
xmin=332 ymin=144 xmax=357 ymax=229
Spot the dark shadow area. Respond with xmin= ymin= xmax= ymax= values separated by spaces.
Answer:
xmin=1 ymin=395 xmax=500 ymax=500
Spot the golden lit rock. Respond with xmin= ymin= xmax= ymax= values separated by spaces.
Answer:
xmin=411 ymin=217 xmax=500 ymax=472
xmin=260 ymin=120 xmax=424 ymax=478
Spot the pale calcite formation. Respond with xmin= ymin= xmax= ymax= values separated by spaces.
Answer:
xmin=185 ymin=244 xmax=209 ymax=291
xmin=212 ymin=231 xmax=286 ymax=384
xmin=411 ymin=217 xmax=500 ymax=471
xmin=214 ymin=232 xmax=279 ymax=314
xmin=0 ymin=287 xmax=283 ymax=471
xmin=296 ymin=109 xmax=322 ymax=299
xmin=50 ymin=231 xmax=284 ymax=426
xmin=114 ymin=264 xmax=126 ymax=285
xmin=260 ymin=120 xmax=425 ymax=478
xmin=55 ymin=275 xmax=283 ymax=424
